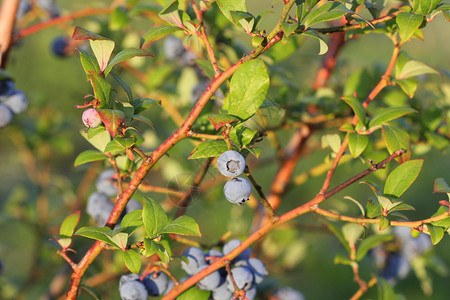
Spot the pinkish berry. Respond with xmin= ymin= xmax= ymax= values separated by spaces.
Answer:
xmin=82 ymin=108 xmax=102 ymax=128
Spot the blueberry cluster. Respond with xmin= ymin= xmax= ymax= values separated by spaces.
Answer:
xmin=0 ymin=76 xmax=28 ymax=128
xmin=372 ymin=227 xmax=432 ymax=285
xmin=217 ymin=150 xmax=252 ymax=205
xmin=86 ymin=169 xmax=142 ymax=227
xmin=16 ymin=0 xmax=60 ymax=20
xmin=180 ymin=239 xmax=267 ymax=299
xmin=119 ymin=272 xmax=174 ymax=300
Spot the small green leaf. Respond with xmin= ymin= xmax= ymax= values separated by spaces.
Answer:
xmin=142 ymin=26 xmax=183 ymax=48
xmin=379 ymin=215 xmax=389 ymax=231
xmin=325 ymin=222 xmax=350 ymax=253
xmin=60 ymin=211 xmax=81 ymax=237
xmin=430 ymin=206 xmax=450 ymax=227
xmin=360 ymin=180 xmax=383 ymax=196
xmin=74 ymin=150 xmax=108 ymax=167
xmin=304 ymin=2 xmax=350 ymax=28
xmin=282 ymin=21 xmax=298 ymax=36
xmin=433 ymin=178 xmax=450 ymax=193
xmin=342 ymin=223 xmax=364 ymax=245
xmin=97 ymin=109 xmax=125 ymax=137
xmin=89 ymin=38 xmax=116 ymax=74
xmin=143 ymin=238 xmax=158 ymax=257
xmin=208 ymin=114 xmax=239 ymax=130
xmin=123 ymin=249 xmax=142 ymax=273
xmin=216 ymin=0 xmax=247 ymax=24
xmin=80 ymin=128 xmax=111 ymax=152
xmin=426 ymin=224 xmax=444 ymax=245
xmin=229 ymin=125 xmax=257 ymax=147
xmin=132 ymin=98 xmax=161 ymax=114
xmin=87 ymin=126 xmax=107 ymax=139
xmin=160 ymin=216 xmax=202 ymax=237
xmin=75 ymin=227 xmax=120 ymax=248
xmin=334 ymin=254 xmax=354 ymax=265
xmin=369 ymin=107 xmax=417 ymax=129
xmin=302 ymin=29 xmax=329 ymax=55
xmin=396 ymin=60 xmax=440 ymax=79
xmin=72 ymin=26 xmax=110 ymax=41
xmin=382 ymin=125 xmax=411 ymax=163
xmin=104 ymin=48 xmax=153 ymax=76
xmin=158 ymin=0 xmax=183 ymax=28
xmin=121 ymin=209 xmax=143 ymax=229
xmin=356 ymin=234 xmax=393 ymax=261
xmin=178 ymin=286 xmax=210 ymax=300
xmin=322 ymin=133 xmax=341 ymax=153
xmin=142 ymin=197 xmax=168 ymax=238
xmin=396 ymin=12 xmax=424 ymax=42
xmin=89 ymin=71 xmax=112 ymax=108
xmin=366 ymin=198 xmax=381 ymax=218
xmin=188 ymin=140 xmax=228 ymax=159
xmin=348 ymin=132 xmax=369 ymax=158
xmin=384 ymin=159 xmax=424 ymax=198
xmin=395 ymin=77 xmax=418 ymax=98
xmin=78 ymin=49 xmax=100 ymax=77
xmin=228 ymin=59 xmax=270 ymax=120
xmin=107 ymin=231 xmax=129 ymax=251
xmin=104 ymin=139 xmax=125 ymax=155
xmin=80 ymin=284 xmax=101 ymax=300
xmin=341 ymin=96 xmax=367 ymax=126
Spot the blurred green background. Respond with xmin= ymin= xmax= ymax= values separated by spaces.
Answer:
xmin=0 ymin=0 xmax=449 ymax=299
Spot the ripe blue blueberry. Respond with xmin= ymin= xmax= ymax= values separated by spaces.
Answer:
xmin=0 ymin=103 xmax=13 ymax=128
xmin=226 ymin=266 xmax=254 ymax=291
xmin=96 ymin=169 xmax=118 ymax=197
xmin=223 ymin=177 xmax=252 ymax=205
xmin=380 ymin=253 xmax=410 ymax=284
xmin=0 ymin=79 xmax=15 ymax=97
xmin=142 ymin=271 xmax=169 ymax=296
xmin=205 ymin=249 xmax=223 ymax=264
xmin=181 ymin=247 xmax=206 ymax=275
xmin=211 ymin=281 xmax=233 ymax=300
xmin=86 ymin=192 xmax=114 ymax=226
xmin=4 ymin=91 xmax=28 ymax=114
xmin=196 ymin=264 xmax=222 ymax=290
xmin=245 ymin=258 xmax=268 ymax=284
xmin=16 ymin=1 xmax=32 ymax=20
xmin=245 ymin=286 xmax=257 ymax=300
xmin=119 ymin=273 xmax=140 ymax=289
xmin=119 ymin=280 xmax=148 ymax=300
xmin=223 ymin=239 xmax=251 ymax=262
xmin=273 ymin=287 xmax=305 ymax=300
xmin=163 ymin=279 xmax=175 ymax=295
xmin=217 ymin=150 xmax=246 ymax=177
xmin=51 ymin=36 xmax=70 ymax=57
xmin=125 ymin=199 xmax=142 ymax=213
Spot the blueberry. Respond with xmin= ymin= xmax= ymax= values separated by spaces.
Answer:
xmin=245 ymin=286 xmax=257 ymax=300
xmin=223 ymin=239 xmax=251 ymax=263
xmin=181 ymin=247 xmax=206 ymax=275
xmin=37 ymin=0 xmax=60 ymax=18
xmin=244 ymin=258 xmax=268 ymax=284
xmin=82 ymin=108 xmax=102 ymax=128
xmin=119 ymin=273 xmax=140 ymax=289
xmin=273 ymin=287 xmax=305 ymax=300
xmin=217 ymin=150 xmax=246 ymax=177
xmin=223 ymin=177 xmax=252 ymax=205
xmin=226 ymin=266 xmax=254 ymax=291
xmin=4 ymin=90 xmax=28 ymax=114
xmin=205 ymin=249 xmax=224 ymax=264
xmin=380 ymin=253 xmax=410 ymax=284
xmin=86 ymin=192 xmax=114 ymax=226
xmin=196 ymin=264 xmax=222 ymax=290
xmin=96 ymin=169 xmax=118 ymax=197
xmin=0 ymin=79 xmax=15 ymax=97
xmin=212 ymin=281 xmax=233 ymax=300
xmin=51 ymin=36 xmax=70 ymax=57
xmin=142 ymin=271 xmax=169 ymax=296
xmin=16 ymin=1 xmax=32 ymax=19
xmin=163 ymin=279 xmax=175 ymax=295
xmin=125 ymin=199 xmax=142 ymax=213
xmin=119 ymin=280 xmax=148 ymax=300
xmin=0 ymin=103 xmax=13 ymax=128
xmin=164 ymin=36 xmax=185 ymax=61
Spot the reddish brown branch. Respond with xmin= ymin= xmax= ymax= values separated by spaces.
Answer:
xmin=0 ymin=0 xmax=20 ymax=68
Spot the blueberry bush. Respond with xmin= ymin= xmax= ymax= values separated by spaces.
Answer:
xmin=0 ymin=0 xmax=449 ymax=299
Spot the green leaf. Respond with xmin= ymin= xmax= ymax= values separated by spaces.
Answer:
xmin=229 ymin=125 xmax=257 ymax=147
xmin=97 ymin=109 xmax=125 ymax=137
xmin=342 ymin=223 xmax=364 ymax=245
xmin=87 ymin=126 xmax=106 ymax=139
xmin=382 ymin=125 xmax=411 ymax=163
xmin=282 ymin=21 xmax=298 ymax=36
xmin=396 ymin=12 xmax=424 ymax=42
xmin=110 ymin=72 xmax=133 ymax=101
xmin=341 ymin=96 xmax=366 ymax=126
xmin=142 ymin=26 xmax=183 ymax=48
xmin=78 ymin=49 xmax=100 ymax=77
xmin=123 ymin=249 xmax=142 ymax=273
xmin=89 ymin=38 xmax=116 ymax=74
xmin=104 ymin=48 xmax=153 ymax=76
xmin=366 ymin=198 xmax=381 ymax=218
xmin=216 ymin=0 xmax=247 ymax=24
xmin=104 ymin=139 xmax=126 ymax=155
xmin=60 ymin=211 xmax=81 ymax=237
xmin=74 ymin=150 xmax=108 ymax=167
xmin=321 ymin=133 xmax=341 ymax=153
xmin=433 ymin=178 xmax=450 ymax=193
xmin=178 ymin=286 xmax=210 ymax=300
xmin=80 ymin=284 xmax=101 ymax=300
xmin=304 ymin=2 xmax=350 ymax=28
xmin=414 ymin=0 xmax=442 ymax=15
xmin=379 ymin=215 xmax=389 ymax=231
xmin=228 ymin=59 xmax=270 ymax=120
xmin=377 ymin=277 xmax=399 ymax=300
xmin=142 ymin=197 xmax=168 ymax=238
xmin=143 ymin=238 xmax=158 ymax=257
xmin=426 ymin=224 xmax=444 ymax=245
xmin=384 ymin=159 xmax=424 ymax=198
xmin=334 ymin=254 xmax=354 ymax=266
xmin=302 ymin=29 xmax=329 ymax=55
xmin=395 ymin=78 xmax=418 ymax=98
xmin=369 ymin=107 xmax=417 ymax=128
xmin=208 ymin=114 xmax=239 ymax=130
xmin=325 ymin=222 xmax=350 ymax=253
xmin=89 ymin=71 xmax=112 ymax=108
xmin=396 ymin=60 xmax=440 ymax=79
xmin=348 ymin=132 xmax=369 ymax=158
xmin=160 ymin=216 xmax=201 ymax=237
xmin=158 ymin=0 xmax=183 ymax=28
xmin=430 ymin=206 xmax=450 ymax=227
xmin=72 ymin=26 xmax=110 ymax=41
xmin=75 ymin=227 xmax=120 ymax=248
xmin=356 ymin=234 xmax=393 ymax=261
xmin=80 ymin=128 xmax=111 ymax=152
xmin=121 ymin=209 xmax=143 ymax=229
xmin=188 ymin=140 xmax=228 ymax=159
xmin=132 ymin=98 xmax=161 ymax=114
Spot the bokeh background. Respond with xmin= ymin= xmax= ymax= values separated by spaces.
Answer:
xmin=0 ymin=0 xmax=449 ymax=299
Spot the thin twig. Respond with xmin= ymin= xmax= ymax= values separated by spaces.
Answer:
xmin=245 ymin=166 xmax=278 ymax=220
